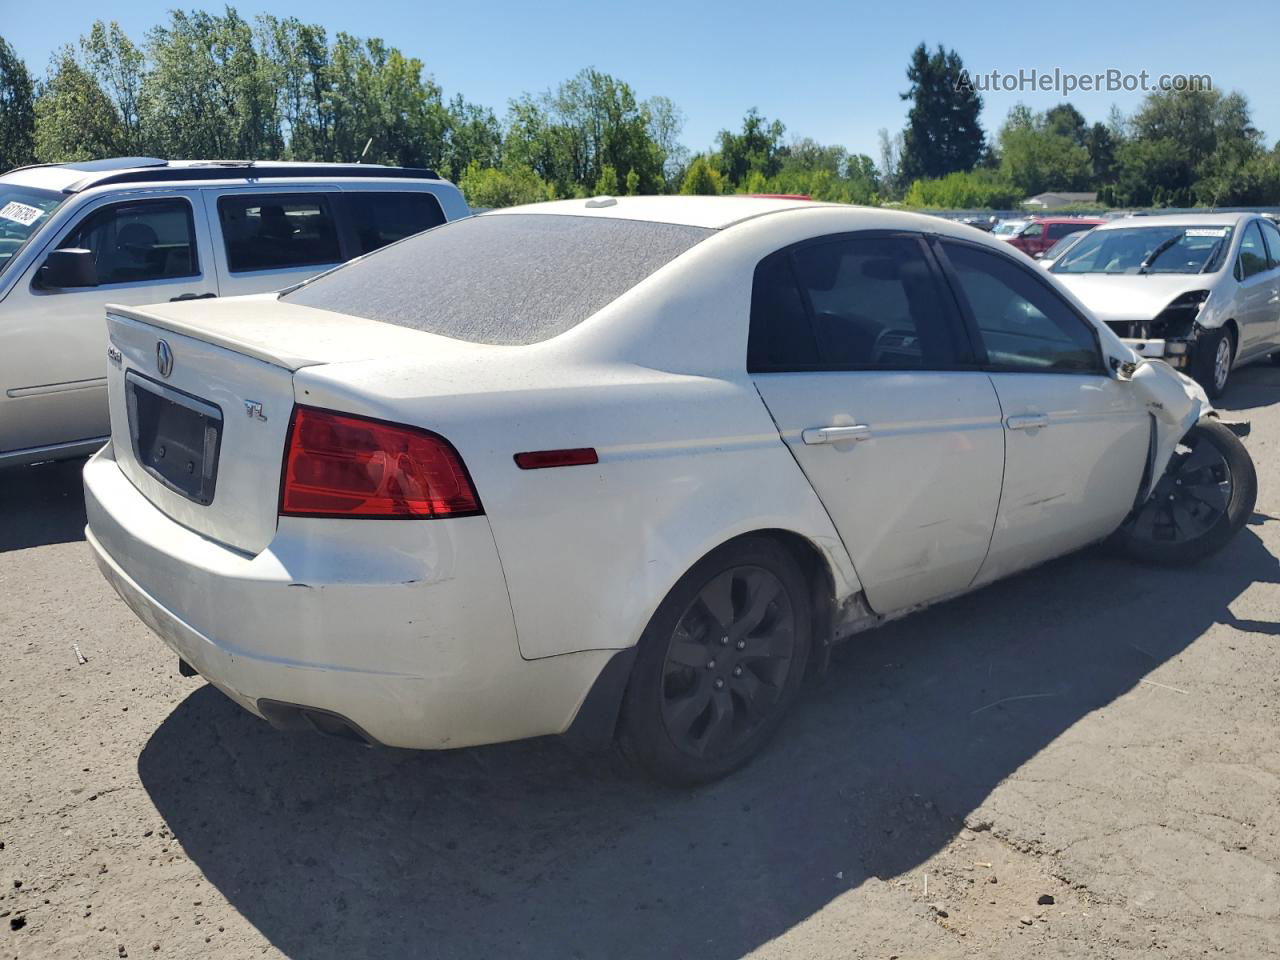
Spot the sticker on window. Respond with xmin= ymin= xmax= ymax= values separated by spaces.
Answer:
xmin=1185 ymin=228 xmax=1229 ymax=238
xmin=0 ymin=201 xmax=46 ymax=227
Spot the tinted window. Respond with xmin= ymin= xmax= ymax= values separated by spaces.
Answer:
xmin=58 ymin=199 xmax=197 ymax=285
xmin=1261 ymin=219 xmax=1280 ymax=268
xmin=283 ymin=214 xmax=713 ymax=346
xmin=218 ymin=194 xmax=341 ymax=272
xmin=943 ymin=241 xmax=1101 ymax=372
xmin=1047 ymin=221 xmax=1091 ymax=241
xmin=349 ymin=192 xmax=446 ymax=255
xmin=1238 ymin=221 xmax=1270 ymax=279
xmin=749 ymin=235 xmax=963 ymax=371
xmin=747 ymin=251 xmax=819 ymax=369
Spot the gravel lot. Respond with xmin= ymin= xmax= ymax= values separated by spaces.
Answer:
xmin=2 ymin=365 xmax=1279 ymax=959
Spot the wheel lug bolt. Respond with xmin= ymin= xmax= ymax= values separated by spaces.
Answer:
xmin=732 ymin=666 xmax=742 ymax=677
xmin=713 ymin=678 xmax=725 ymax=690
xmin=735 ymin=639 xmax=745 ymax=650
xmin=706 ymin=659 xmax=716 ymax=670
xmin=720 ymin=635 xmax=729 ymax=646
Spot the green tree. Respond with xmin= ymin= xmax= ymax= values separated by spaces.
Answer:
xmin=441 ymin=94 xmax=502 ymax=182
xmin=458 ymin=160 xmax=553 ymax=208
xmin=716 ymin=108 xmax=786 ymax=186
xmin=593 ymin=163 xmax=619 ymax=195
xmin=34 ymin=48 xmax=127 ymax=162
xmin=679 ymin=154 xmax=724 ymax=195
xmin=904 ymin=169 xmax=1020 ymax=208
xmin=0 ymin=36 xmax=35 ymax=171
xmin=255 ymin=15 xmax=331 ymax=160
xmin=900 ymin=43 xmax=985 ymax=181
xmin=1043 ymin=102 xmax=1088 ymax=145
xmin=140 ymin=8 xmax=281 ymax=158
xmin=996 ymin=104 xmax=1092 ymax=196
xmin=81 ymin=21 xmax=145 ymax=153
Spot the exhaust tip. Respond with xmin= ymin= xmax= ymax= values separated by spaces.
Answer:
xmin=256 ymin=699 xmax=380 ymax=747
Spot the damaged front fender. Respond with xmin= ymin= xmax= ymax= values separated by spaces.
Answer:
xmin=1129 ymin=359 xmax=1214 ymax=498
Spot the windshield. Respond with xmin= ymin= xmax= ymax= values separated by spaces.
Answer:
xmin=1042 ymin=231 xmax=1088 ymax=260
xmin=0 ymin=184 xmax=66 ymax=280
xmin=283 ymin=214 xmax=715 ymax=345
xmin=1052 ymin=225 xmax=1232 ymax=275
xmin=991 ymin=221 xmax=1023 ymax=236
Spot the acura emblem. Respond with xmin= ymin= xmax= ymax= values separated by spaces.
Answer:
xmin=156 ymin=339 xmax=174 ymax=378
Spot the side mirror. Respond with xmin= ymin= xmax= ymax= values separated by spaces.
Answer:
xmin=38 ymin=248 xmax=98 ymax=289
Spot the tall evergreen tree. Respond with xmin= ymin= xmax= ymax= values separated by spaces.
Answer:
xmin=899 ymin=43 xmax=984 ymax=181
xmin=0 ymin=36 xmax=36 ymax=171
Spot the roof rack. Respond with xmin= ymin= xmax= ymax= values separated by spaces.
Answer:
xmin=64 ymin=162 xmax=442 ymax=194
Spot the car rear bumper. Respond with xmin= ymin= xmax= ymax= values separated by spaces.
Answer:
xmin=83 ymin=443 xmax=613 ymax=749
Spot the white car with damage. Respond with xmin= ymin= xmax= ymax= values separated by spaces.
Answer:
xmin=84 ymin=197 xmax=1257 ymax=783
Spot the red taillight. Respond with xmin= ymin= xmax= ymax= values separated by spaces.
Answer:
xmin=280 ymin=407 xmax=481 ymax=518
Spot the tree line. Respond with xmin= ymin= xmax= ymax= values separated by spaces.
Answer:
xmin=1 ymin=17 xmax=1278 ymax=210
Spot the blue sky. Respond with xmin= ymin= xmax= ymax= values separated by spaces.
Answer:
xmin=3 ymin=0 xmax=1276 ymax=160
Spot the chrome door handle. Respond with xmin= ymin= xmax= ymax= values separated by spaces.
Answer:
xmin=1006 ymin=413 xmax=1049 ymax=431
xmin=802 ymin=424 xmax=872 ymax=445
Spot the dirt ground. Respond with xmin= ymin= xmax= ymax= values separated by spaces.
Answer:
xmin=2 ymin=365 xmax=1279 ymax=960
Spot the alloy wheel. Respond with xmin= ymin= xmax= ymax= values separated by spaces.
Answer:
xmin=659 ymin=566 xmax=797 ymax=759
xmin=1128 ymin=434 xmax=1234 ymax=546
xmin=1213 ymin=336 xmax=1232 ymax=394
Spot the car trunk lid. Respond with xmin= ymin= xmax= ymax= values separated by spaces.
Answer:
xmin=104 ymin=296 xmax=483 ymax=555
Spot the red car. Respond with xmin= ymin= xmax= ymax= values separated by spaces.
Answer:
xmin=1004 ymin=217 xmax=1106 ymax=258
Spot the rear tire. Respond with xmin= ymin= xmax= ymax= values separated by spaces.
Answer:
xmin=1193 ymin=327 xmax=1235 ymax=399
xmin=617 ymin=536 xmax=812 ymax=785
xmin=1112 ymin=418 xmax=1256 ymax=566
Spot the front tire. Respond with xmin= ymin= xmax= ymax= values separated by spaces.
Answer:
xmin=1112 ymin=418 xmax=1256 ymax=565
xmin=618 ymin=537 xmax=812 ymax=785
xmin=1194 ymin=327 xmax=1235 ymax=398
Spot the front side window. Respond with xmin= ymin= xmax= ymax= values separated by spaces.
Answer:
xmin=218 ymin=193 xmax=341 ymax=272
xmin=1237 ymin=221 xmax=1269 ymax=280
xmin=349 ymin=192 xmax=447 ymax=255
xmin=0 ymin=184 xmax=66 ymax=281
xmin=1020 ymin=223 xmax=1044 ymax=239
xmin=749 ymin=235 xmax=965 ymax=372
xmin=942 ymin=241 xmax=1101 ymax=373
xmin=57 ymin=198 xmax=197 ymax=285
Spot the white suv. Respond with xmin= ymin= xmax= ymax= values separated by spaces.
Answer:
xmin=0 ymin=158 xmax=469 ymax=467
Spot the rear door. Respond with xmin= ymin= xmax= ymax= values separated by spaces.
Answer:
xmin=935 ymin=238 xmax=1149 ymax=586
xmin=751 ymin=232 xmax=1006 ymax=615
xmin=204 ymin=188 xmax=347 ymax=297
xmin=0 ymin=191 xmax=213 ymax=455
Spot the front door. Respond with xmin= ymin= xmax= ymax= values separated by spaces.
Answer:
xmin=0 ymin=193 xmax=215 ymax=455
xmin=750 ymin=233 xmax=1006 ymax=614
xmin=934 ymin=239 xmax=1150 ymax=587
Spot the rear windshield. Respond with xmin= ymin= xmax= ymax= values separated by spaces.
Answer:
xmin=283 ymin=213 xmax=715 ymax=345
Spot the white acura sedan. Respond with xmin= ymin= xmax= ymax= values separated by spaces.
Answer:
xmin=85 ymin=197 xmax=1256 ymax=783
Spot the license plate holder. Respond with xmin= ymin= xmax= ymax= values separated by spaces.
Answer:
xmin=125 ymin=371 xmax=223 ymax=505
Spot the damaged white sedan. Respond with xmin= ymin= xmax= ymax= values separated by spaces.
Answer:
xmin=84 ymin=197 xmax=1257 ymax=784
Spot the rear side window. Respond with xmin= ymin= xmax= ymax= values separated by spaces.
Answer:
xmin=1261 ymin=219 xmax=1280 ymax=268
xmin=349 ymin=192 xmax=446 ymax=255
xmin=749 ymin=235 xmax=965 ymax=371
xmin=218 ymin=194 xmax=341 ymax=272
xmin=942 ymin=241 xmax=1101 ymax=373
xmin=283 ymin=214 xmax=713 ymax=345
xmin=58 ymin=198 xmax=197 ymax=285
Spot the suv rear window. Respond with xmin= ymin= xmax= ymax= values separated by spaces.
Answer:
xmin=282 ymin=214 xmax=714 ymax=345
xmin=218 ymin=193 xmax=341 ymax=272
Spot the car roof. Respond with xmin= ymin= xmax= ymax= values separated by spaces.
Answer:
xmin=487 ymin=195 xmax=828 ymax=230
xmin=1096 ymin=212 xmax=1250 ymax=230
xmin=1 ymin=157 xmax=445 ymax=194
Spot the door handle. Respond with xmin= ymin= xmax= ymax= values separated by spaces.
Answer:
xmin=1006 ymin=413 xmax=1049 ymax=431
xmin=802 ymin=424 xmax=872 ymax=445
xmin=169 ymin=292 xmax=217 ymax=302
